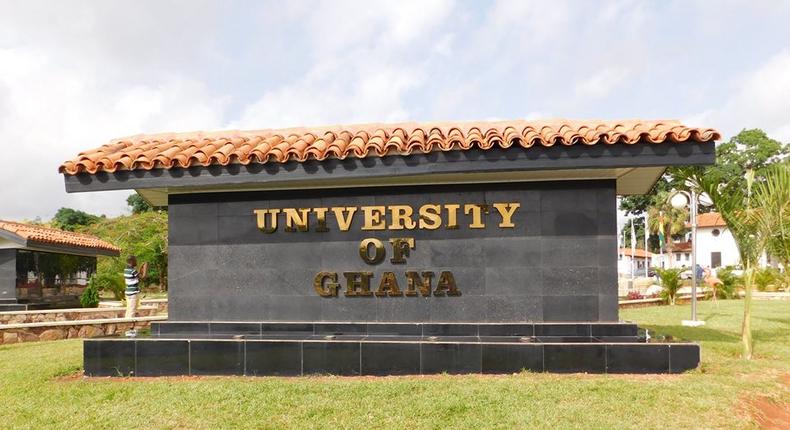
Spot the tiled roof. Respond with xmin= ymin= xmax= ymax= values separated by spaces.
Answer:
xmin=696 ymin=212 xmax=727 ymax=228
xmin=0 ymin=221 xmax=120 ymax=255
xmin=671 ymin=241 xmax=692 ymax=252
xmin=619 ymin=248 xmax=654 ymax=258
xmin=59 ymin=119 xmax=720 ymax=175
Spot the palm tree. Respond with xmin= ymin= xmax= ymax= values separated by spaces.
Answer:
xmin=656 ymin=268 xmax=683 ymax=305
xmin=647 ymin=191 xmax=688 ymax=254
xmin=687 ymin=168 xmax=765 ymax=359
xmin=752 ymin=163 xmax=790 ymax=291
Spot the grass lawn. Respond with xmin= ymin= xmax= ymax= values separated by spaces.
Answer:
xmin=1 ymin=300 xmax=787 ymax=429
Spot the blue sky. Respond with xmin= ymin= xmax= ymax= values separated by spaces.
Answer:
xmin=1 ymin=0 xmax=789 ymax=219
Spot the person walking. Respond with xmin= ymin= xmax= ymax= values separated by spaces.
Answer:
xmin=123 ymin=255 xmax=147 ymax=336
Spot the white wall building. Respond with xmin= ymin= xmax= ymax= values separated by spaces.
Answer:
xmin=693 ymin=212 xmax=741 ymax=269
xmin=652 ymin=212 xmax=768 ymax=270
xmin=617 ymin=247 xmax=653 ymax=276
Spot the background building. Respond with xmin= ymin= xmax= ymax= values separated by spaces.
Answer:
xmin=0 ymin=221 xmax=119 ymax=311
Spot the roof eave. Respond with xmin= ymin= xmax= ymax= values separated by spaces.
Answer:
xmin=62 ymin=142 xmax=717 ymax=201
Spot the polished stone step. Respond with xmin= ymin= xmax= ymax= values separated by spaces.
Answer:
xmin=150 ymin=321 xmax=640 ymax=338
xmin=0 ymin=303 xmax=28 ymax=312
xmin=83 ymin=337 xmax=700 ymax=376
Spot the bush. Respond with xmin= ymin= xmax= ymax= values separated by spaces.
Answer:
xmin=90 ymin=270 xmax=126 ymax=300
xmin=78 ymin=211 xmax=168 ymax=293
xmin=656 ymin=268 xmax=683 ymax=305
xmin=754 ymin=267 xmax=780 ymax=292
xmin=716 ymin=267 xmax=741 ymax=299
xmin=626 ymin=291 xmax=644 ymax=300
xmin=80 ymin=276 xmax=101 ymax=308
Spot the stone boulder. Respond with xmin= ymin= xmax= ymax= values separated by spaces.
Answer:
xmin=39 ymin=329 xmax=66 ymax=341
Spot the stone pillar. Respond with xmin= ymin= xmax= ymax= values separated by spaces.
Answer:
xmin=0 ymin=249 xmax=19 ymax=304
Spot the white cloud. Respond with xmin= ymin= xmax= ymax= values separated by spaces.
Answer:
xmin=2 ymin=0 xmax=790 ymax=223
xmin=686 ymin=50 xmax=790 ymax=141
xmin=0 ymin=2 xmax=227 ymax=221
xmin=232 ymin=0 xmax=455 ymax=129
xmin=575 ymin=67 xmax=631 ymax=99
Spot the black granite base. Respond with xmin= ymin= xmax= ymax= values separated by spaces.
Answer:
xmin=0 ymin=299 xmax=27 ymax=312
xmin=84 ymin=322 xmax=700 ymax=376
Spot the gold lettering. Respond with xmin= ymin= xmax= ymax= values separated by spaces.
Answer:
xmin=445 ymin=204 xmax=460 ymax=230
xmin=375 ymin=272 xmax=403 ymax=297
xmin=253 ymin=209 xmax=280 ymax=233
xmin=283 ymin=208 xmax=310 ymax=232
xmin=359 ymin=238 xmax=386 ymax=264
xmin=314 ymin=272 xmax=339 ymax=297
xmin=331 ymin=207 xmax=357 ymax=231
xmin=418 ymin=204 xmax=442 ymax=230
xmin=389 ymin=237 xmax=415 ymax=264
xmin=388 ymin=205 xmax=416 ymax=230
xmin=313 ymin=207 xmax=329 ymax=232
xmin=343 ymin=272 xmax=374 ymax=297
xmin=492 ymin=203 xmax=520 ymax=228
xmin=405 ymin=271 xmax=434 ymax=297
xmin=361 ymin=206 xmax=386 ymax=230
xmin=464 ymin=204 xmax=488 ymax=229
xmin=434 ymin=271 xmax=460 ymax=296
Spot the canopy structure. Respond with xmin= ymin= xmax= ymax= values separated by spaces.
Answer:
xmin=0 ymin=220 xmax=119 ymax=257
xmin=60 ymin=119 xmax=719 ymax=205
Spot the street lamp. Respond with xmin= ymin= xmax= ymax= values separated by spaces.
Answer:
xmin=669 ymin=187 xmax=712 ymax=327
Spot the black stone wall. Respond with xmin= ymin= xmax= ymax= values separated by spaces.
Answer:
xmin=167 ymin=180 xmax=618 ymax=323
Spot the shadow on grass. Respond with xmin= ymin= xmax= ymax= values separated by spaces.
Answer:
xmin=641 ymin=325 xmax=740 ymax=343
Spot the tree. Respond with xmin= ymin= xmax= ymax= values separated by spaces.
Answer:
xmin=78 ymin=211 xmax=169 ymax=296
xmin=715 ymin=129 xmax=788 ymax=180
xmin=646 ymin=191 xmax=688 ymax=254
xmin=621 ymin=128 xmax=787 ymax=217
xmin=52 ymin=208 xmax=100 ymax=231
xmin=620 ymin=173 xmax=676 ymax=216
xmin=127 ymin=193 xmax=153 ymax=214
xmin=681 ymin=133 xmax=788 ymax=360
xmin=80 ymin=276 xmax=101 ymax=308
xmin=656 ymin=268 xmax=683 ymax=305
xmin=686 ymin=167 xmax=764 ymax=359
xmin=751 ymin=163 xmax=790 ymax=290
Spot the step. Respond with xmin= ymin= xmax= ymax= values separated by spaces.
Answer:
xmin=83 ymin=337 xmax=699 ymax=376
xmin=150 ymin=321 xmax=640 ymax=338
xmin=0 ymin=304 xmax=27 ymax=312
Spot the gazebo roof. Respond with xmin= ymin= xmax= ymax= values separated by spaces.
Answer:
xmin=0 ymin=220 xmax=120 ymax=257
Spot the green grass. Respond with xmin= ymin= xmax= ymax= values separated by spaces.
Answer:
xmin=1 ymin=300 xmax=787 ymax=429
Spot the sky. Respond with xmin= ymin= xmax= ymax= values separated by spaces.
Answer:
xmin=1 ymin=0 xmax=789 ymax=221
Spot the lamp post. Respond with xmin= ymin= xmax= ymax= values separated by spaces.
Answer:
xmin=670 ymin=188 xmax=711 ymax=327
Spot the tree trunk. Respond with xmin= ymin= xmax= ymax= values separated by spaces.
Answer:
xmin=741 ymin=263 xmax=754 ymax=360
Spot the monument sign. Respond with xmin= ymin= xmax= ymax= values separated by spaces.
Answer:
xmin=60 ymin=119 xmax=718 ymax=375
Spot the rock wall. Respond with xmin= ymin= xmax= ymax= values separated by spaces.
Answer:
xmin=0 ymin=306 xmax=157 ymax=324
xmin=0 ymin=316 xmax=165 ymax=345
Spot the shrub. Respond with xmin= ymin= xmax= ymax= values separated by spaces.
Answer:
xmin=626 ymin=291 xmax=644 ymax=300
xmin=80 ymin=276 xmax=101 ymax=308
xmin=78 ymin=211 xmax=168 ymax=292
xmin=656 ymin=268 xmax=683 ymax=305
xmin=90 ymin=270 xmax=126 ymax=300
xmin=716 ymin=267 xmax=741 ymax=299
xmin=754 ymin=267 xmax=779 ymax=292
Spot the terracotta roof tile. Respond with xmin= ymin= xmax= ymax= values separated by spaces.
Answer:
xmin=696 ymin=212 xmax=727 ymax=228
xmin=0 ymin=220 xmax=120 ymax=254
xmin=619 ymin=248 xmax=654 ymax=258
xmin=59 ymin=119 xmax=720 ymax=175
